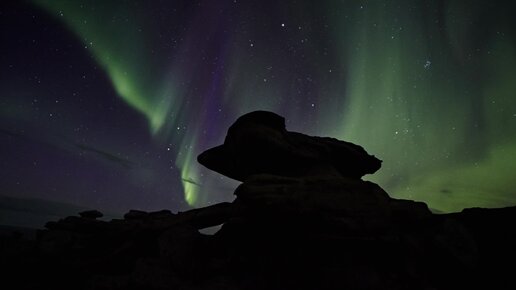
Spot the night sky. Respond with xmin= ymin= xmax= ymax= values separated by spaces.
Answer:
xmin=1 ymin=0 xmax=516 ymax=217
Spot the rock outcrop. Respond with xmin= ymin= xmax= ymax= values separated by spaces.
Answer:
xmin=198 ymin=111 xmax=382 ymax=181
xmin=1 ymin=111 xmax=516 ymax=290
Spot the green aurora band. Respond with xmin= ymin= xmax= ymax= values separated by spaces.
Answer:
xmin=32 ymin=0 xmax=201 ymax=205
xmin=328 ymin=1 xmax=516 ymax=212
xmin=32 ymin=0 xmax=516 ymax=212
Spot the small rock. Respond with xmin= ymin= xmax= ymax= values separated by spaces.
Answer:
xmin=148 ymin=209 xmax=174 ymax=219
xmin=79 ymin=210 xmax=103 ymax=219
xmin=124 ymin=209 xmax=149 ymax=220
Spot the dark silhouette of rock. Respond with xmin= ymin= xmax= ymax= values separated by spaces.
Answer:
xmin=198 ymin=111 xmax=382 ymax=181
xmin=79 ymin=209 xmax=103 ymax=219
xmin=1 ymin=111 xmax=516 ymax=290
xmin=124 ymin=209 xmax=149 ymax=220
xmin=232 ymin=174 xmax=430 ymax=219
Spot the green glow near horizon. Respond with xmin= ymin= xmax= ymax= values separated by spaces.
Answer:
xmin=175 ymin=132 xmax=201 ymax=206
xmin=330 ymin=1 xmax=516 ymax=211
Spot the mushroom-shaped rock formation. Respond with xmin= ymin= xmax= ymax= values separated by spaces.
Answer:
xmin=198 ymin=111 xmax=382 ymax=181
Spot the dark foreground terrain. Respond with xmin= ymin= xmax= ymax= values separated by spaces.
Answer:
xmin=2 ymin=189 xmax=516 ymax=290
xmin=2 ymin=111 xmax=515 ymax=290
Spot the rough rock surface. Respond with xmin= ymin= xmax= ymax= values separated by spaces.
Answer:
xmin=1 ymin=111 xmax=516 ymax=290
xmin=198 ymin=111 xmax=382 ymax=181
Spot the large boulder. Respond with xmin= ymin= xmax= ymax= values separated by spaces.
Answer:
xmin=198 ymin=111 xmax=382 ymax=181
xmin=217 ymin=174 xmax=432 ymax=238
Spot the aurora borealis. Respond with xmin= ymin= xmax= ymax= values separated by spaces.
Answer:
xmin=1 ymin=0 xmax=516 ymax=216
